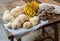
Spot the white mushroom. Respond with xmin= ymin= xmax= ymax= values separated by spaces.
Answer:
xmin=7 ymin=22 xmax=12 ymax=29
xmin=15 ymin=14 xmax=28 ymax=23
xmin=12 ymin=21 xmax=21 ymax=29
xmin=10 ymin=6 xmax=23 ymax=17
xmin=2 ymin=13 xmax=15 ymax=23
xmin=3 ymin=10 xmax=10 ymax=15
xmin=23 ymin=22 xmax=32 ymax=29
xmin=29 ymin=16 xmax=39 ymax=26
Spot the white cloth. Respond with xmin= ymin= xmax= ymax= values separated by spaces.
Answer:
xmin=4 ymin=20 xmax=48 ymax=39
xmin=4 ymin=20 xmax=48 ymax=36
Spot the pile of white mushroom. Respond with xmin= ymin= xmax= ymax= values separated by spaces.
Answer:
xmin=2 ymin=6 xmax=40 ymax=29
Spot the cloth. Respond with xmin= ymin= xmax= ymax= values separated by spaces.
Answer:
xmin=4 ymin=20 xmax=48 ymax=39
xmin=4 ymin=20 xmax=48 ymax=35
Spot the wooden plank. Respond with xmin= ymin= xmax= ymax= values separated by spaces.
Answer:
xmin=53 ymin=24 xmax=59 ymax=41
xmin=39 ymin=35 xmax=50 ymax=41
xmin=34 ymin=34 xmax=50 ymax=41
xmin=17 ymin=38 xmax=21 ymax=41
xmin=45 ymin=31 xmax=54 ymax=41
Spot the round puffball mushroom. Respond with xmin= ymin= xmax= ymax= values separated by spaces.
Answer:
xmin=33 ymin=16 xmax=40 ymax=21
xmin=7 ymin=22 xmax=12 ymax=29
xmin=3 ymin=10 xmax=10 ymax=15
xmin=15 ymin=14 xmax=28 ymax=23
xmin=18 ymin=14 xmax=28 ymax=20
xmin=29 ymin=16 xmax=39 ymax=26
xmin=10 ymin=6 xmax=23 ymax=17
xmin=2 ymin=13 xmax=15 ymax=23
xmin=23 ymin=22 xmax=32 ymax=29
xmin=12 ymin=21 xmax=21 ymax=29
xmin=15 ymin=17 xmax=24 ymax=23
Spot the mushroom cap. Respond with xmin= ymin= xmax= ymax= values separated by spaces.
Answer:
xmin=23 ymin=22 xmax=32 ymax=29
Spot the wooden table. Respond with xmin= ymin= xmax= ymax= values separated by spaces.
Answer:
xmin=1 ymin=0 xmax=60 ymax=41
xmin=8 ymin=14 xmax=60 ymax=41
xmin=36 ymin=14 xmax=60 ymax=41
